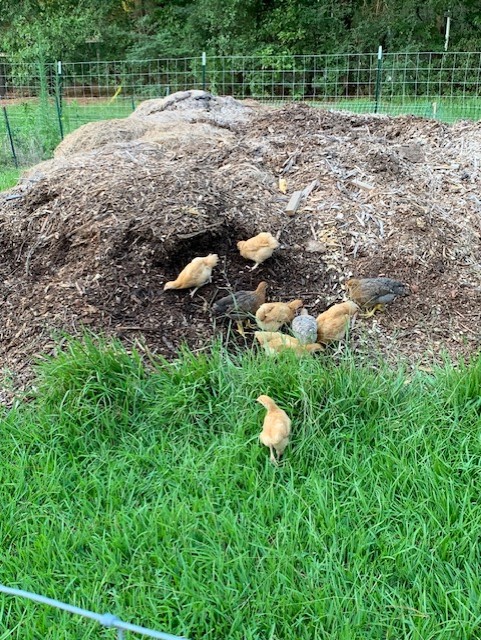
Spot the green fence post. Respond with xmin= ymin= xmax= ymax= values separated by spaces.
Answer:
xmin=374 ymin=45 xmax=383 ymax=113
xmin=55 ymin=60 xmax=64 ymax=139
xmin=202 ymin=51 xmax=206 ymax=91
xmin=2 ymin=105 xmax=18 ymax=168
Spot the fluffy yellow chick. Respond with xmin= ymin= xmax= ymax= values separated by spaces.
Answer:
xmin=254 ymin=331 xmax=323 ymax=356
xmin=316 ymin=301 xmax=359 ymax=343
xmin=237 ymin=232 xmax=280 ymax=270
xmin=255 ymin=299 xmax=303 ymax=331
xmin=257 ymin=394 xmax=291 ymax=465
xmin=164 ymin=254 xmax=219 ymax=296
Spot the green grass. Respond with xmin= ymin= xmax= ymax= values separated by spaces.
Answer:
xmin=1 ymin=336 xmax=481 ymax=638
xmin=316 ymin=96 xmax=481 ymax=121
xmin=0 ymin=168 xmax=21 ymax=191
xmin=0 ymin=98 xmax=135 ymax=169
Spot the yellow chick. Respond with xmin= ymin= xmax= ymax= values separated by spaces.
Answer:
xmin=255 ymin=299 xmax=303 ymax=331
xmin=254 ymin=331 xmax=323 ymax=356
xmin=164 ymin=254 xmax=218 ymax=296
xmin=257 ymin=394 xmax=291 ymax=465
xmin=237 ymin=232 xmax=280 ymax=270
xmin=316 ymin=301 xmax=359 ymax=343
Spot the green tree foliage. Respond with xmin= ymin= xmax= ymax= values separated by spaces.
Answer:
xmin=0 ymin=0 xmax=131 ymax=62
xmin=0 ymin=0 xmax=479 ymax=62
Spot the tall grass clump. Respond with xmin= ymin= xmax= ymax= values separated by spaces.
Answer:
xmin=1 ymin=336 xmax=481 ymax=639
xmin=32 ymin=334 xmax=148 ymax=446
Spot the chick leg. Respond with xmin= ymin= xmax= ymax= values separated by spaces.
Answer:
xmin=361 ymin=303 xmax=385 ymax=318
xmin=250 ymin=263 xmax=260 ymax=271
xmin=189 ymin=287 xmax=199 ymax=298
xmin=236 ymin=321 xmax=246 ymax=337
xmin=269 ymin=445 xmax=278 ymax=465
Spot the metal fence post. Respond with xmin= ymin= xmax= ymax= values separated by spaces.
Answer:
xmin=2 ymin=105 xmax=18 ymax=168
xmin=374 ymin=45 xmax=383 ymax=113
xmin=201 ymin=51 xmax=206 ymax=90
xmin=55 ymin=60 xmax=64 ymax=139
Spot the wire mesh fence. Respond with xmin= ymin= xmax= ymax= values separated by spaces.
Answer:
xmin=1 ymin=50 xmax=481 ymax=168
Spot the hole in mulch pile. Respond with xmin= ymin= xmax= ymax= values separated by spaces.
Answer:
xmin=1 ymin=91 xmax=480 ymax=396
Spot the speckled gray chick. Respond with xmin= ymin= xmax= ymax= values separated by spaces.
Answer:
xmin=291 ymin=308 xmax=318 ymax=345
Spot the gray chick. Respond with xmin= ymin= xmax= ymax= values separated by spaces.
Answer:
xmin=345 ymin=277 xmax=409 ymax=317
xmin=291 ymin=308 xmax=318 ymax=345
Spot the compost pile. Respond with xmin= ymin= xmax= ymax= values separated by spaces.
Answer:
xmin=1 ymin=90 xmax=481 ymax=395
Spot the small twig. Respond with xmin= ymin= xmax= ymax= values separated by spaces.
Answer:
xmin=115 ymin=325 xmax=161 ymax=332
xmin=281 ymin=150 xmax=301 ymax=175
xmin=285 ymin=190 xmax=303 ymax=216
xmin=301 ymin=179 xmax=320 ymax=198
xmin=177 ymin=220 xmax=224 ymax=240
xmin=450 ymin=310 xmax=479 ymax=335
xmin=275 ymin=217 xmax=296 ymax=241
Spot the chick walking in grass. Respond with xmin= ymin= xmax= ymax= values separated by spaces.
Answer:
xmin=257 ymin=394 xmax=291 ymax=465
xmin=255 ymin=331 xmax=323 ymax=356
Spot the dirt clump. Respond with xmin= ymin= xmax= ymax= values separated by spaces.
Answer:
xmin=1 ymin=96 xmax=480 ymax=395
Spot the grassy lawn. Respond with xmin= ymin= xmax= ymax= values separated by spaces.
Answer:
xmin=0 ymin=98 xmax=135 ymax=168
xmin=314 ymin=96 xmax=481 ymax=121
xmin=1 ymin=336 xmax=481 ymax=638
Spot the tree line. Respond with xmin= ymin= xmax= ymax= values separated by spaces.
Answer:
xmin=1 ymin=0 xmax=480 ymax=63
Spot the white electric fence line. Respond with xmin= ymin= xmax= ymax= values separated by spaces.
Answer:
xmin=0 ymin=585 xmax=189 ymax=640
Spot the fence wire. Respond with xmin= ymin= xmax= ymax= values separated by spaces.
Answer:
xmin=0 ymin=50 xmax=480 ymax=168
xmin=0 ymin=584 xmax=188 ymax=640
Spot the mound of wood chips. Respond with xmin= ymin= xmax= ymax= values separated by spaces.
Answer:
xmin=55 ymin=90 xmax=240 ymax=157
xmin=1 ymin=93 xmax=480 ymax=398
